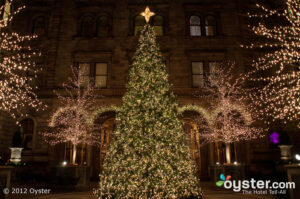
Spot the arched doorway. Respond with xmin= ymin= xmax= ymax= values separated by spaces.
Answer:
xmin=182 ymin=111 xmax=211 ymax=180
xmin=90 ymin=111 xmax=116 ymax=181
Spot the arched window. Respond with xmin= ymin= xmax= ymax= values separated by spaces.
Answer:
xmin=205 ymin=16 xmax=217 ymax=36
xmin=190 ymin=16 xmax=201 ymax=36
xmin=134 ymin=15 xmax=146 ymax=36
xmin=153 ymin=15 xmax=164 ymax=36
xmin=97 ymin=15 xmax=109 ymax=37
xmin=20 ymin=118 xmax=34 ymax=150
xmin=32 ymin=16 xmax=46 ymax=35
xmin=80 ymin=16 xmax=95 ymax=37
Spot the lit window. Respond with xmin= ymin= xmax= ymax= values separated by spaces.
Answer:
xmin=205 ymin=16 xmax=217 ymax=36
xmin=192 ymin=62 xmax=204 ymax=87
xmin=153 ymin=15 xmax=164 ymax=36
xmin=95 ymin=63 xmax=107 ymax=88
xmin=80 ymin=16 xmax=95 ymax=37
xmin=79 ymin=63 xmax=90 ymax=87
xmin=134 ymin=16 xmax=146 ymax=36
xmin=3 ymin=0 xmax=10 ymax=24
xmin=190 ymin=16 xmax=201 ymax=36
xmin=20 ymin=118 xmax=34 ymax=150
xmin=33 ymin=16 xmax=46 ymax=35
xmin=97 ymin=15 xmax=109 ymax=37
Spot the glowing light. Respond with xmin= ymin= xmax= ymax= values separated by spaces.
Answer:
xmin=234 ymin=161 xmax=238 ymax=165
xmin=244 ymin=0 xmax=299 ymax=129
xmin=270 ymin=132 xmax=280 ymax=144
xmin=62 ymin=161 xmax=67 ymax=166
xmin=140 ymin=6 xmax=155 ymax=23
xmin=295 ymin=154 xmax=300 ymax=161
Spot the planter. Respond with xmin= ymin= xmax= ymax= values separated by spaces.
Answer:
xmin=279 ymin=145 xmax=293 ymax=161
xmin=9 ymin=148 xmax=23 ymax=165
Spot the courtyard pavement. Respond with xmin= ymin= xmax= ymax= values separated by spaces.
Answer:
xmin=7 ymin=182 xmax=278 ymax=199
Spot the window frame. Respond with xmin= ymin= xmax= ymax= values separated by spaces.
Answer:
xmin=189 ymin=15 xmax=201 ymax=36
xmin=204 ymin=15 xmax=217 ymax=36
xmin=94 ymin=62 xmax=108 ymax=89
xmin=191 ymin=61 xmax=205 ymax=88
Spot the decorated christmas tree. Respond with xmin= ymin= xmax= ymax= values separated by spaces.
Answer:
xmin=97 ymin=8 xmax=202 ymax=199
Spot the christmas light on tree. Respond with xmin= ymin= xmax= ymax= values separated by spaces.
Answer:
xmin=42 ymin=65 xmax=101 ymax=165
xmin=0 ymin=1 xmax=43 ymax=118
xmin=196 ymin=63 xmax=263 ymax=144
xmin=96 ymin=17 xmax=202 ymax=198
xmin=244 ymin=0 xmax=299 ymax=128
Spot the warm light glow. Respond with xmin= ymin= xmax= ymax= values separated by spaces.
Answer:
xmin=234 ymin=161 xmax=238 ymax=165
xmin=295 ymin=154 xmax=300 ymax=161
xmin=244 ymin=0 xmax=299 ymax=128
xmin=140 ymin=6 xmax=155 ymax=23
xmin=62 ymin=161 xmax=67 ymax=166
xmin=0 ymin=1 xmax=44 ymax=118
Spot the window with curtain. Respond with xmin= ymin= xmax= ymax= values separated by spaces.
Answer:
xmin=33 ymin=16 xmax=46 ymax=35
xmin=192 ymin=62 xmax=204 ymax=87
xmin=97 ymin=15 xmax=109 ymax=37
xmin=134 ymin=15 xmax=146 ymax=36
xmin=190 ymin=16 xmax=201 ymax=36
xmin=205 ymin=16 xmax=217 ymax=36
xmin=78 ymin=63 xmax=90 ymax=87
xmin=95 ymin=63 xmax=108 ymax=88
xmin=20 ymin=118 xmax=34 ymax=150
xmin=153 ymin=15 xmax=164 ymax=36
xmin=80 ymin=16 xmax=95 ymax=37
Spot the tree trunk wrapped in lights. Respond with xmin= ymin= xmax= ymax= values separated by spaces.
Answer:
xmin=96 ymin=25 xmax=202 ymax=198
xmin=196 ymin=63 xmax=264 ymax=163
xmin=42 ymin=65 xmax=101 ymax=165
xmin=244 ymin=0 xmax=299 ymax=128
xmin=0 ymin=1 xmax=43 ymax=118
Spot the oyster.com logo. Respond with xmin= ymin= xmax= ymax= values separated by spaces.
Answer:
xmin=216 ymin=173 xmax=231 ymax=187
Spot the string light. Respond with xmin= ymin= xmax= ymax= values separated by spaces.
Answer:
xmin=196 ymin=63 xmax=264 ymax=144
xmin=0 ymin=1 xmax=44 ymax=119
xmin=42 ymin=65 xmax=102 ymax=165
xmin=244 ymin=0 xmax=299 ymax=128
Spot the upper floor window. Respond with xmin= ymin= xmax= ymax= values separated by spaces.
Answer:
xmin=32 ymin=16 xmax=46 ymax=35
xmin=205 ymin=16 xmax=217 ymax=36
xmin=79 ymin=63 xmax=90 ymax=87
xmin=20 ymin=118 xmax=34 ymax=150
xmin=134 ymin=15 xmax=146 ymax=36
xmin=153 ymin=15 xmax=164 ymax=36
xmin=190 ymin=16 xmax=201 ymax=36
xmin=2 ymin=0 xmax=10 ymax=25
xmin=97 ymin=15 xmax=109 ymax=37
xmin=192 ymin=62 xmax=204 ymax=87
xmin=78 ymin=62 xmax=108 ymax=88
xmin=80 ymin=16 xmax=95 ymax=37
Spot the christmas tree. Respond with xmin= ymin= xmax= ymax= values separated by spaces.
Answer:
xmin=97 ymin=20 xmax=202 ymax=199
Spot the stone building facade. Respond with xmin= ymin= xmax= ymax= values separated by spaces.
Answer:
xmin=1 ymin=0 xmax=297 ymax=181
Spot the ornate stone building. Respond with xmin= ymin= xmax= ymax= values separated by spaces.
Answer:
xmin=1 ymin=0 xmax=298 ymax=181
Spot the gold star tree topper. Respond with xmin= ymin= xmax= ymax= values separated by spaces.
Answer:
xmin=140 ymin=6 xmax=155 ymax=23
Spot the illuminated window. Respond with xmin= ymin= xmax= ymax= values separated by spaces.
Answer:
xmin=32 ymin=16 xmax=46 ymax=35
xmin=190 ymin=16 xmax=201 ymax=36
xmin=80 ymin=16 xmax=95 ymax=37
xmin=78 ymin=63 xmax=90 ymax=87
xmin=97 ymin=15 xmax=109 ymax=37
xmin=134 ymin=16 xmax=146 ymax=36
xmin=205 ymin=16 xmax=217 ymax=36
xmin=95 ymin=63 xmax=107 ymax=88
xmin=192 ymin=62 xmax=204 ymax=87
xmin=3 ymin=0 xmax=10 ymax=24
xmin=153 ymin=15 xmax=164 ymax=36
xmin=20 ymin=118 xmax=34 ymax=150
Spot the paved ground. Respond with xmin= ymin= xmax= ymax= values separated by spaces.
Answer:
xmin=6 ymin=182 xmax=278 ymax=199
